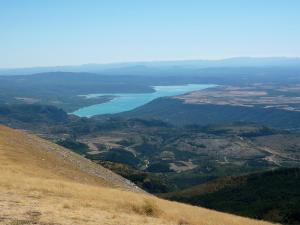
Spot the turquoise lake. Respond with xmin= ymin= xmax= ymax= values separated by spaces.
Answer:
xmin=72 ymin=84 xmax=216 ymax=117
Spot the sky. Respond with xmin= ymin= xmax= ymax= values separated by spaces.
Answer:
xmin=0 ymin=0 xmax=300 ymax=68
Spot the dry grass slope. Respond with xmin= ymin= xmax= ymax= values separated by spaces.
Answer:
xmin=0 ymin=125 xmax=275 ymax=225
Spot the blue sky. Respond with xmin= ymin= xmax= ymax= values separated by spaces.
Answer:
xmin=0 ymin=0 xmax=300 ymax=68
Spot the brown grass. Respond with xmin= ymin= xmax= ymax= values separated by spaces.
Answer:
xmin=0 ymin=125 xmax=275 ymax=225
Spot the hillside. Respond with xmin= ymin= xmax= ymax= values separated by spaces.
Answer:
xmin=118 ymin=97 xmax=300 ymax=129
xmin=0 ymin=125 xmax=273 ymax=225
xmin=162 ymin=168 xmax=300 ymax=225
xmin=0 ymin=125 xmax=142 ymax=192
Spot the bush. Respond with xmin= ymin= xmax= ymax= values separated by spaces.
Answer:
xmin=131 ymin=199 xmax=162 ymax=217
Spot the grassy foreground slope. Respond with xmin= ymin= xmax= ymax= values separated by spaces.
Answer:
xmin=0 ymin=125 xmax=273 ymax=225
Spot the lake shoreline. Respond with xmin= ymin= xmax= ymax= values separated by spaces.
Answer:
xmin=72 ymin=84 xmax=217 ymax=117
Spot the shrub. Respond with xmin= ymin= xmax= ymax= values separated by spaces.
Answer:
xmin=131 ymin=199 xmax=162 ymax=217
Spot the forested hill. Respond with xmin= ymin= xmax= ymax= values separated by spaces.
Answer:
xmin=118 ymin=98 xmax=300 ymax=129
xmin=162 ymin=168 xmax=300 ymax=225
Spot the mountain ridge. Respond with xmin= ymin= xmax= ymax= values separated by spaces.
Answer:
xmin=1 ymin=57 xmax=300 ymax=75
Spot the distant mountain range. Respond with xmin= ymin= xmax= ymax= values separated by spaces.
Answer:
xmin=1 ymin=57 xmax=300 ymax=76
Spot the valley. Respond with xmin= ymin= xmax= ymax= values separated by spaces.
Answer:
xmin=1 ymin=102 xmax=300 ymax=193
xmin=176 ymin=84 xmax=300 ymax=112
xmin=1 ymin=64 xmax=300 ymax=225
xmin=77 ymin=122 xmax=300 ymax=191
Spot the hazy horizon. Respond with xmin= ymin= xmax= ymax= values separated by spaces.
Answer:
xmin=1 ymin=56 xmax=300 ymax=70
xmin=1 ymin=0 xmax=300 ymax=68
